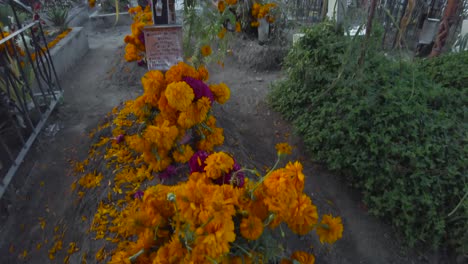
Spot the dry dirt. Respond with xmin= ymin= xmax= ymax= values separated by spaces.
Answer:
xmin=0 ymin=24 xmax=449 ymax=264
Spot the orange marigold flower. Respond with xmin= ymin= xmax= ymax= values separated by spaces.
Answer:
xmin=316 ymin=214 xmax=343 ymax=244
xmin=88 ymin=0 xmax=95 ymax=8
xmin=275 ymin=142 xmax=292 ymax=155
xmin=209 ymin=83 xmax=230 ymax=104
xmin=124 ymin=43 xmax=141 ymax=62
xmin=108 ymin=251 xmax=131 ymax=264
xmin=252 ymin=3 xmax=261 ymax=16
xmin=197 ymin=65 xmax=209 ymax=81
xmin=192 ymin=217 xmax=236 ymax=261
xmin=218 ymin=0 xmax=226 ymax=13
xmin=173 ymin=145 xmax=194 ymax=163
xmin=154 ymin=237 xmax=186 ymax=263
xmin=165 ymin=81 xmax=195 ymax=111
xmin=204 ymin=152 xmax=234 ymax=180
xmin=235 ymin=22 xmax=241 ymax=32
xmin=226 ymin=0 xmax=237 ymax=5
xmin=251 ymin=21 xmax=259 ymax=27
xmin=128 ymin=5 xmax=142 ymax=15
xmin=218 ymin=27 xmax=227 ymax=39
xmin=240 ymin=215 xmax=264 ymax=240
xmin=165 ymin=62 xmax=200 ymax=83
xmin=287 ymin=194 xmax=318 ymax=235
xmin=200 ymin=45 xmax=212 ymax=57
xmin=142 ymin=70 xmax=165 ymax=105
xmin=291 ymin=251 xmax=315 ymax=264
xmin=285 ymin=161 xmax=305 ymax=192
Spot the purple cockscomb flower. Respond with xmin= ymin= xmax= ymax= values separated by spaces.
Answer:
xmin=137 ymin=59 xmax=146 ymax=67
xmin=115 ymin=134 xmax=125 ymax=143
xmin=213 ymin=160 xmax=245 ymax=188
xmin=182 ymin=77 xmax=214 ymax=104
xmin=138 ymin=32 xmax=145 ymax=46
xmin=189 ymin=150 xmax=210 ymax=173
xmin=134 ymin=190 xmax=144 ymax=200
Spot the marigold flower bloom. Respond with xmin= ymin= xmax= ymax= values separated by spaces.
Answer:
xmin=218 ymin=27 xmax=227 ymax=39
xmin=154 ymin=237 xmax=187 ymax=263
xmin=124 ymin=44 xmax=141 ymax=62
xmin=236 ymin=22 xmax=242 ymax=32
xmin=316 ymin=214 xmax=343 ymax=244
xmin=251 ymin=21 xmax=260 ymax=27
xmin=204 ymin=152 xmax=234 ymax=180
xmin=108 ymin=251 xmax=131 ymax=264
xmin=291 ymin=251 xmax=315 ymax=264
xmin=192 ymin=217 xmax=236 ymax=261
xmin=173 ymin=145 xmax=194 ymax=163
xmin=198 ymin=65 xmax=209 ymax=81
xmin=275 ymin=142 xmax=292 ymax=155
xmin=201 ymin=45 xmax=212 ymax=57
xmin=240 ymin=215 xmax=264 ymax=240
xmin=165 ymin=81 xmax=195 ymax=111
xmin=128 ymin=6 xmax=142 ymax=15
xmin=218 ymin=0 xmax=226 ymax=13
xmin=226 ymin=0 xmax=237 ymax=5
xmin=285 ymin=161 xmax=305 ymax=192
xmin=287 ymin=194 xmax=318 ymax=235
xmin=209 ymin=83 xmax=230 ymax=104
xmin=142 ymin=70 xmax=166 ymax=105
xmin=165 ymin=62 xmax=200 ymax=83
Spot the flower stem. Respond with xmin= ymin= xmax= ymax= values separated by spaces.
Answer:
xmin=250 ymin=155 xmax=282 ymax=197
xmin=128 ymin=249 xmax=144 ymax=263
xmin=448 ymin=190 xmax=468 ymax=217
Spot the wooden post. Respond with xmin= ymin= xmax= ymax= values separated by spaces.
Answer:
xmin=358 ymin=0 xmax=377 ymax=65
xmin=395 ymin=0 xmax=415 ymax=49
xmin=429 ymin=0 xmax=460 ymax=57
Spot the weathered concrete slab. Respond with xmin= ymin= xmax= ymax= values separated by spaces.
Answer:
xmin=50 ymin=27 xmax=89 ymax=79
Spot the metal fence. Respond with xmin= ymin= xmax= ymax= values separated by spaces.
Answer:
xmin=0 ymin=0 xmax=62 ymax=198
xmin=285 ymin=0 xmax=325 ymax=23
xmin=285 ymin=0 xmax=467 ymax=52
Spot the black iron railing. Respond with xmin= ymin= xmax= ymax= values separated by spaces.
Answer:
xmin=0 ymin=0 xmax=62 ymax=198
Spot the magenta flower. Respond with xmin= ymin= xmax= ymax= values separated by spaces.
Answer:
xmin=182 ymin=77 xmax=214 ymax=104
xmin=137 ymin=59 xmax=146 ymax=67
xmin=213 ymin=160 xmax=245 ymax=188
xmin=138 ymin=32 xmax=145 ymax=46
xmin=116 ymin=134 xmax=125 ymax=143
xmin=189 ymin=150 xmax=210 ymax=173
xmin=134 ymin=190 xmax=144 ymax=200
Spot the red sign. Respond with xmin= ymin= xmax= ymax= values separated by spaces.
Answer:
xmin=144 ymin=25 xmax=183 ymax=71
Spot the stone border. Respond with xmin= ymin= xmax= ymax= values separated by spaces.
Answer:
xmin=49 ymin=27 xmax=89 ymax=79
xmin=89 ymin=9 xmax=133 ymax=28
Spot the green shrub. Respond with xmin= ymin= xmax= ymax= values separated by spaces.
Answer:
xmin=269 ymin=22 xmax=468 ymax=253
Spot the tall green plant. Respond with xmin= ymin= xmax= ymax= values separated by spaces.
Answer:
xmin=47 ymin=7 xmax=69 ymax=29
xmin=269 ymin=22 xmax=467 ymax=255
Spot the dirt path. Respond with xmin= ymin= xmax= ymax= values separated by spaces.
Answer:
xmin=0 ymin=26 xmax=439 ymax=264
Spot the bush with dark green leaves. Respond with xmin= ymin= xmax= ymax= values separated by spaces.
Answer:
xmin=269 ymin=22 xmax=467 ymax=254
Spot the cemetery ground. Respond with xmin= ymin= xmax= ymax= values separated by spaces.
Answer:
xmin=0 ymin=24 xmax=449 ymax=264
